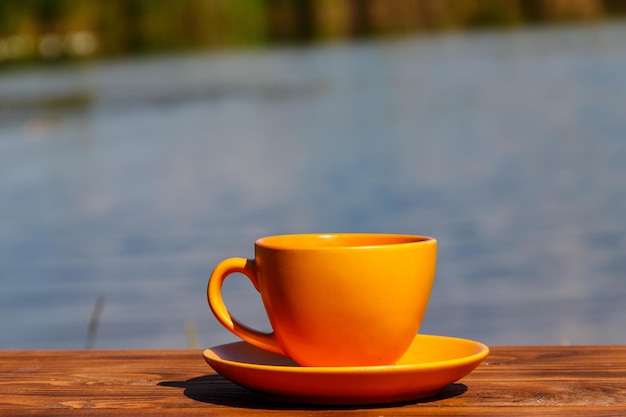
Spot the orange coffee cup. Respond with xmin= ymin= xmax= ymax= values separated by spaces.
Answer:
xmin=207 ymin=233 xmax=437 ymax=367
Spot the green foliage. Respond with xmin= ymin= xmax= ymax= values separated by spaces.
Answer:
xmin=1 ymin=0 xmax=625 ymax=63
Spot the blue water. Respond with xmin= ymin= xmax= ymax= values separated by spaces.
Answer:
xmin=1 ymin=22 xmax=626 ymax=350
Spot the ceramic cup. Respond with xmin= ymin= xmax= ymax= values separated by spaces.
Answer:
xmin=207 ymin=233 xmax=437 ymax=367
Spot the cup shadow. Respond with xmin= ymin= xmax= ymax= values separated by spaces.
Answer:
xmin=158 ymin=374 xmax=468 ymax=410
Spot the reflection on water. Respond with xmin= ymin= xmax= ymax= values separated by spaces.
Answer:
xmin=1 ymin=22 xmax=626 ymax=349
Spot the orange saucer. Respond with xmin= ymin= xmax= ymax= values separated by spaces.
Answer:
xmin=203 ymin=334 xmax=489 ymax=405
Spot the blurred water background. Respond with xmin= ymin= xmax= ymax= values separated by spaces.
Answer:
xmin=2 ymin=1 xmax=626 ymax=350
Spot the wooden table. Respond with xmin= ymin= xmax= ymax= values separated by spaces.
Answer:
xmin=1 ymin=345 xmax=625 ymax=416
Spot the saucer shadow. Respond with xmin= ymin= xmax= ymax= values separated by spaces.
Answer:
xmin=159 ymin=375 xmax=467 ymax=410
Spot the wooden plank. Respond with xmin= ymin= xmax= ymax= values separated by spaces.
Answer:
xmin=1 ymin=346 xmax=625 ymax=416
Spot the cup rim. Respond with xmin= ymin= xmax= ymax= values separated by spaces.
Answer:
xmin=255 ymin=233 xmax=436 ymax=251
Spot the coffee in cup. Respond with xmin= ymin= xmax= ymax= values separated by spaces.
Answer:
xmin=207 ymin=233 xmax=436 ymax=367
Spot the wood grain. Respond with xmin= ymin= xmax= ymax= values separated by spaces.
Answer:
xmin=1 ymin=346 xmax=625 ymax=416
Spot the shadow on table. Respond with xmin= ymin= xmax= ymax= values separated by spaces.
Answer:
xmin=159 ymin=374 xmax=467 ymax=410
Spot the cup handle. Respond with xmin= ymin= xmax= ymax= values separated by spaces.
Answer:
xmin=207 ymin=257 xmax=285 ymax=356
